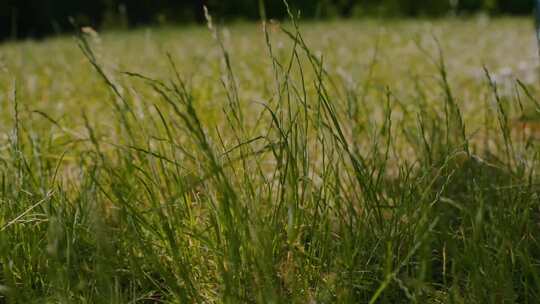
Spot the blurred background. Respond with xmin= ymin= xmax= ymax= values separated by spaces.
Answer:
xmin=0 ymin=0 xmax=534 ymax=41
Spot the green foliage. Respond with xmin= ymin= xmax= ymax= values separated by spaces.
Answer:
xmin=1 ymin=17 xmax=540 ymax=303
xmin=1 ymin=0 xmax=535 ymax=40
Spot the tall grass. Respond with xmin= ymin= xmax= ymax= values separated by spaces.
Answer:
xmin=1 ymin=10 xmax=539 ymax=304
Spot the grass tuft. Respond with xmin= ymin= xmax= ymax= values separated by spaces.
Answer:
xmin=1 ymin=13 xmax=539 ymax=303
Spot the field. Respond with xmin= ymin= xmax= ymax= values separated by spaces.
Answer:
xmin=1 ymin=17 xmax=540 ymax=303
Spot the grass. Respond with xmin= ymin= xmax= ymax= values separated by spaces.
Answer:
xmin=1 ymin=14 xmax=540 ymax=303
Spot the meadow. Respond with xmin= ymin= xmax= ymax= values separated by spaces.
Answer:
xmin=1 ymin=15 xmax=540 ymax=303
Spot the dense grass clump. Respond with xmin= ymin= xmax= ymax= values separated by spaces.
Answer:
xmin=0 ymin=15 xmax=540 ymax=303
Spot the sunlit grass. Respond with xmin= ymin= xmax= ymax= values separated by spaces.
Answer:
xmin=1 ymin=16 xmax=539 ymax=303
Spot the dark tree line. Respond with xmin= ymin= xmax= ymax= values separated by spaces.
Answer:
xmin=0 ymin=0 xmax=534 ymax=41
